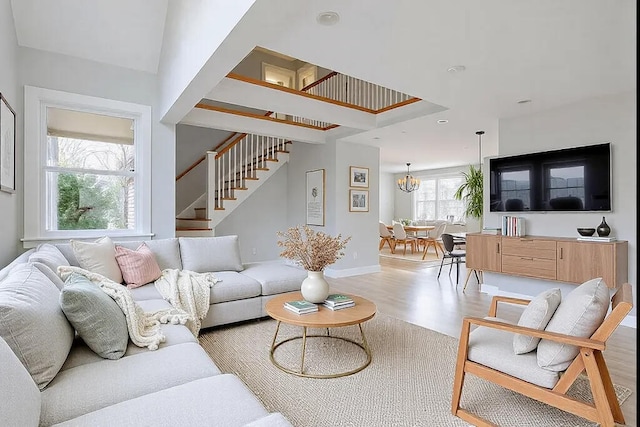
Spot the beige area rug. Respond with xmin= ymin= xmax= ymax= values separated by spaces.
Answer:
xmin=199 ymin=314 xmax=631 ymax=427
xmin=378 ymin=246 xmax=444 ymax=267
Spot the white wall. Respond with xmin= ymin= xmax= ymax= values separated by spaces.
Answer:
xmin=484 ymin=91 xmax=637 ymax=314
xmin=17 ymin=47 xmax=177 ymax=240
xmin=215 ymin=164 xmax=289 ymax=262
xmin=286 ymin=140 xmax=380 ymax=277
xmin=157 ymin=0 xmax=256 ymax=123
xmin=0 ymin=0 xmax=20 ymax=266
xmin=379 ymin=171 xmax=395 ymax=224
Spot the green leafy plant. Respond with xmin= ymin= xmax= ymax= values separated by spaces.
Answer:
xmin=454 ymin=165 xmax=483 ymax=220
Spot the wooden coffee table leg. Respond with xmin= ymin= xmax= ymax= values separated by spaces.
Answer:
xmin=300 ymin=326 xmax=308 ymax=374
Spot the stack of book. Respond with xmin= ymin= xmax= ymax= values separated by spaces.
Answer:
xmin=323 ymin=294 xmax=355 ymax=311
xmin=501 ymin=216 xmax=526 ymax=237
xmin=481 ymin=227 xmax=501 ymax=235
xmin=283 ymin=300 xmax=318 ymax=315
xmin=577 ymin=236 xmax=617 ymax=242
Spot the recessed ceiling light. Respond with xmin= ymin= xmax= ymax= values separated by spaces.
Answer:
xmin=437 ymin=119 xmax=448 ymax=124
xmin=372 ymin=136 xmax=380 ymax=140
xmin=316 ymin=11 xmax=340 ymax=26
xmin=447 ymin=65 xmax=466 ymax=73
xmin=517 ymin=99 xmax=532 ymax=104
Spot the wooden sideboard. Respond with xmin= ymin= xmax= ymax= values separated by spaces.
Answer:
xmin=466 ymin=233 xmax=628 ymax=288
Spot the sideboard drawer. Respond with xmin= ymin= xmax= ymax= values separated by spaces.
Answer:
xmin=501 ymin=238 xmax=556 ymax=259
xmin=501 ymin=255 xmax=557 ymax=280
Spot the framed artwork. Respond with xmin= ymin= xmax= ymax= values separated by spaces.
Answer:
xmin=349 ymin=189 xmax=369 ymax=212
xmin=306 ymin=169 xmax=325 ymax=226
xmin=0 ymin=93 xmax=16 ymax=193
xmin=349 ymin=166 xmax=369 ymax=188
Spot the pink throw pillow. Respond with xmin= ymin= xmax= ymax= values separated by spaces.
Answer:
xmin=114 ymin=243 xmax=162 ymax=289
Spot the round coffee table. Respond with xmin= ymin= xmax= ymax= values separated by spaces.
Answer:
xmin=265 ymin=292 xmax=376 ymax=379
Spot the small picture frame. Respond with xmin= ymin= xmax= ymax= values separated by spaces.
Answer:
xmin=349 ymin=166 xmax=369 ymax=188
xmin=306 ymin=169 xmax=325 ymax=226
xmin=0 ymin=93 xmax=16 ymax=193
xmin=349 ymin=189 xmax=369 ymax=212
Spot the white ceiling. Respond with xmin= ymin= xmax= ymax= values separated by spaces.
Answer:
xmin=10 ymin=0 xmax=636 ymax=173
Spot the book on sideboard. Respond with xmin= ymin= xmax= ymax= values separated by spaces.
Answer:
xmin=577 ymin=236 xmax=617 ymax=242
xmin=284 ymin=300 xmax=318 ymax=314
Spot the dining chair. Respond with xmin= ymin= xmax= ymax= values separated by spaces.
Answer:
xmin=437 ymin=233 xmax=467 ymax=283
xmin=392 ymin=223 xmax=417 ymax=255
xmin=418 ymin=221 xmax=447 ymax=260
xmin=379 ymin=221 xmax=396 ymax=252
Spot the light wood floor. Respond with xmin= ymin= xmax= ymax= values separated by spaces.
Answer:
xmin=326 ymin=256 xmax=637 ymax=426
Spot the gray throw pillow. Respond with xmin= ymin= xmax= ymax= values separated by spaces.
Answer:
xmin=28 ymin=243 xmax=70 ymax=275
xmin=0 ymin=263 xmax=74 ymax=390
xmin=179 ymin=235 xmax=244 ymax=272
xmin=537 ymin=278 xmax=610 ymax=371
xmin=513 ymin=288 xmax=562 ymax=354
xmin=60 ymin=273 xmax=129 ymax=360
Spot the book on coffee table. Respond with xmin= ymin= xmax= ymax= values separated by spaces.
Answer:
xmin=323 ymin=301 xmax=355 ymax=311
xmin=324 ymin=294 xmax=354 ymax=307
xmin=284 ymin=300 xmax=318 ymax=314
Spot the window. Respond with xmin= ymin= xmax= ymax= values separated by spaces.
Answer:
xmin=24 ymin=86 xmax=152 ymax=245
xmin=413 ymin=175 xmax=465 ymax=221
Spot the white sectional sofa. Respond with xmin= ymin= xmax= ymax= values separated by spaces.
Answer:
xmin=0 ymin=235 xmax=305 ymax=426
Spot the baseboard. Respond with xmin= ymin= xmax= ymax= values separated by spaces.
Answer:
xmin=482 ymin=284 xmax=637 ymax=329
xmin=324 ymin=264 xmax=381 ymax=278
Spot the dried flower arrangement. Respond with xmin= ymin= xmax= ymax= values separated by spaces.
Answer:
xmin=277 ymin=225 xmax=351 ymax=272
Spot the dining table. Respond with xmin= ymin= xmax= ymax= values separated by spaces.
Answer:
xmin=386 ymin=224 xmax=435 ymax=237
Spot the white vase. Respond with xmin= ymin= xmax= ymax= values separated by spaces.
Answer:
xmin=300 ymin=270 xmax=330 ymax=303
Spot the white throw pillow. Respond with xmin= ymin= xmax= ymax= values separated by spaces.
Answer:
xmin=537 ymin=278 xmax=610 ymax=371
xmin=178 ymin=236 xmax=244 ymax=272
xmin=70 ymin=236 xmax=123 ymax=283
xmin=28 ymin=243 xmax=70 ymax=274
xmin=513 ymin=288 xmax=562 ymax=354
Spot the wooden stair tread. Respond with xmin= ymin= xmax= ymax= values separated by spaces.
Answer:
xmin=176 ymin=227 xmax=212 ymax=231
xmin=176 ymin=217 xmax=211 ymax=221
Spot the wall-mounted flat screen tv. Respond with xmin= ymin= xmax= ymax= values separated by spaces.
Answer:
xmin=489 ymin=143 xmax=611 ymax=212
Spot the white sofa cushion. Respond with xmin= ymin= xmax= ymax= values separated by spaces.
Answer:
xmin=70 ymin=236 xmax=123 ymax=283
xmin=240 ymin=261 xmax=307 ymax=296
xmin=40 ymin=342 xmax=221 ymax=426
xmin=209 ymin=272 xmax=262 ymax=304
xmin=114 ymin=238 xmax=183 ymax=271
xmin=0 ymin=263 xmax=74 ymax=390
xmin=513 ymin=288 xmax=562 ymax=354
xmin=179 ymin=235 xmax=244 ymax=272
xmin=537 ymin=278 xmax=610 ymax=371
xmin=0 ymin=336 xmax=41 ymax=427
xmin=28 ymin=243 xmax=70 ymax=273
xmin=52 ymin=375 xmax=270 ymax=427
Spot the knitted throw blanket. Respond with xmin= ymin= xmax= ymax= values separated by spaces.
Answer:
xmin=58 ymin=266 xmax=190 ymax=351
xmin=153 ymin=269 xmax=220 ymax=336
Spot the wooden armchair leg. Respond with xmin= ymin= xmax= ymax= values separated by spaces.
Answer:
xmin=594 ymin=350 xmax=625 ymax=425
xmin=581 ymin=349 xmax=616 ymax=427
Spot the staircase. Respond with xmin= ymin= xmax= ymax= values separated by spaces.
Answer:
xmin=176 ymin=134 xmax=291 ymax=236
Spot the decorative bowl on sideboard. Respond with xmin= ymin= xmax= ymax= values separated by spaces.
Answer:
xmin=577 ymin=228 xmax=596 ymax=237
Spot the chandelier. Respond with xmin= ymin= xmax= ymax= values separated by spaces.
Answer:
xmin=397 ymin=163 xmax=420 ymax=193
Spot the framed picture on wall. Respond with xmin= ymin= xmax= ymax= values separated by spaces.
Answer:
xmin=0 ymin=93 xmax=16 ymax=193
xmin=349 ymin=166 xmax=369 ymax=188
xmin=349 ymin=189 xmax=369 ymax=212
xmin=306 ymin=169 xmax=325 ymax=226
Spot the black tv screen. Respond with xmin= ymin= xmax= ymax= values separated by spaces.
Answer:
xmin=489 ymin=143 xmax=611 ymax=212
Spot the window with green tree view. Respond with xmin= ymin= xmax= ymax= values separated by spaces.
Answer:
xmin=46 ymin=109 xmax=135 ymax=232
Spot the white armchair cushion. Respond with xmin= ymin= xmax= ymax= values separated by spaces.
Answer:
xmin=513 ymin=288 xmax=561 ymax=354
xmin=537 ymin=278 xmax=609 ymax=371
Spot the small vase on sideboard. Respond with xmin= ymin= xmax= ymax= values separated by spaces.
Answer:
xmin=597 ymin=216 xmax=611 ymax=237
xmin=300 ymin=271 xmax=330 ymax=303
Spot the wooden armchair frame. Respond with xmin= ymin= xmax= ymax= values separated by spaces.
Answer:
xmin=452 ymin=283 xmax=633 ymax=427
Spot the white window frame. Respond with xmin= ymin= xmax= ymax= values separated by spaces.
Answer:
xmin=23 ymin=86 xmax=152 ymax=247
xmin=412 ymin=173 xmax=466 ymax=223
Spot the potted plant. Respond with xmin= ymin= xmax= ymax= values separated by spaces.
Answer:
xmin=277 ymin=226 xmax=351 ymax=303
xmin=454 ymin=165 xmax=483 ymax=222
